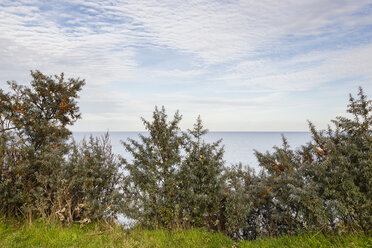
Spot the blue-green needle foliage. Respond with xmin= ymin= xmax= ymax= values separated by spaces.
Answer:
xmin=178 ymin=116 xmax=225 ymax=230
xmin=121 ymin=88 xmax=371 ymax=240
xmin=121 ymin=108 xmax=226 ymax=230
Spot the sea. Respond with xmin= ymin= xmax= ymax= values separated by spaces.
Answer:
xmin=72 ymin=131 xmax=312 ymax=171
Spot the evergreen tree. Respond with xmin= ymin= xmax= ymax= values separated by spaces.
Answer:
xmin=178 ymin=116 xmax=225 ymax=230
xmin=121 ymin=106 xmax=183 ymax=228
xmin=121 ymin=109 xmax=228 ymax=230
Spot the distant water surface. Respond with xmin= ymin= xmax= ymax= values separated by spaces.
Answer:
xmin=73 ymin=131 xmax=311 ymax=170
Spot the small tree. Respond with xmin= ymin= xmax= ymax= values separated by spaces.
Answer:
xmin=0 ymin=70 xmax=85 ymax=221
xmin=121 ymin=109 xmax=228 ymax=230
xmin=178 ymin=116 xmax=225 ymax=230
xmin=121 ymin=106 xmax=183 ymax=228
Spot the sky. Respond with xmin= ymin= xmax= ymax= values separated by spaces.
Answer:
xmin=0 ymin=0 xmax=372 ymax=131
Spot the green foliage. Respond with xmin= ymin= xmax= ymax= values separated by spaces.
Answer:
xmin=223 ymin=164 xmax=266 ymax=240
xmin=0 ymin=71 xmax=122 ymax=224
xmin=306 ymin=87 xmax=372 ymax=232
xmin=0 ymin=129 xmax=25 ymax=218
xmin=2 ymin=71 xmax=371 ymax=241
xmin=121 ymin=108 xmax=226 ymax=230
xmin=55 ymin=134 xmax=123 ymax=224
xmin=0 ymin=70 xmax=85 ymax=221
xmin=121 ymin=106 xmax=183 ymax=228
xmin=120 ymin=88 xmax=371 ymax=238
xmin=252 ymin=87 xmax=372 ymax=235
xmin=178 ymin=116 xmax=225 ymax=230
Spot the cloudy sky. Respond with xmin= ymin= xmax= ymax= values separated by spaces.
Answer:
xmin=1 ymin=0 xmax=372 ymax=131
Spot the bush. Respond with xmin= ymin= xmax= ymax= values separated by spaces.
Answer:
xmin=2 ymin=71 xmax=370 ymax=239
xmin=121 ymin=107 xmax=226 ymax=230
xmin=55 ymin=134 xmax=123 ymax=224
xmin=121 ymin=88 xmax=371 ymax=238
xmin=252 ymin=87 xmax=371 ymax=235
xmin=178 ymin=116 xmax=225 ymax=230
xmin=0 ymin=70 xmax=85 ymax=221
xmin=0 ymin=71 xmax=122 ymax=224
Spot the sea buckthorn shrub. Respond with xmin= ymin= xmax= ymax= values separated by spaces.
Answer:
xmin=253 ymin=87 xmax=371 ymax=236
xmin=0 ymin=71 xmax=122 ymax=224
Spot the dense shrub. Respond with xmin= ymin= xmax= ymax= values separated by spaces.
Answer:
xmin=121 ymin=88 xmax=371 ymax=238
xmin=223 ymin=164 xmax=261 ymax=240
xmin=0 ymin=71 xmax=84 ymax=221
xmin=0 ymin=71 xmax=122 ymax=224
xmin=1 ymin=71 xmax=370 ymax=239
xmin=55 ymin=134 xmax=123 ymax=224
xmin=252 ymin=87 xmax=371 ymax=235
xmin=177 ymin=116 xmax=225 ymax=230
xmin=121 ymin=107 xmax=226 ymax=229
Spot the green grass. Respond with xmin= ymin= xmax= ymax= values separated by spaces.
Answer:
xmin=0 ymin=220 xmax=370 ymax=248
xmin=239 ymin=233 xmax=371 ymax=248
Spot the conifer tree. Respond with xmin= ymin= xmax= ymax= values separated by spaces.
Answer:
xmin=121 ymin=110 xmax=228 ymax=230
xmin=178 ymin=116 xmax=225 ymax=229
xmin=121 ymin=106 xmax=183 ymax=228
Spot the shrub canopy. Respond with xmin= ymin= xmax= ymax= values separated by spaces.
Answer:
xmin=0 ymin=71 xmax=122 ymax=224
xmin=1 ymin=71 xmax=370 ymax=238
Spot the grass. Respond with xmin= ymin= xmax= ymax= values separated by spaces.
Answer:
xmin=0 ymin=220 xmax=370 ymax=247
xmin=239 ymin=233 xmax=372 ymax=248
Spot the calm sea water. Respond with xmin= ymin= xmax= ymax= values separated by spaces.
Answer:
xmin=72 ymin=132 xmax=311 ymax=170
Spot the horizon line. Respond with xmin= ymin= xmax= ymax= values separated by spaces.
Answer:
xmin=72 ymin=130 xmax=311 ymax=133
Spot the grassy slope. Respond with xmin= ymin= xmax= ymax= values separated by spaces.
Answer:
xmin=0 ymin=221 xmax=370 ymax=248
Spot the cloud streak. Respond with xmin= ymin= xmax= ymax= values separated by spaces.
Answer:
xmin=0 ymin=0 xmax=371 ymax=130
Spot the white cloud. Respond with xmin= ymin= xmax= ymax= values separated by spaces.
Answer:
xmin=211 ymin=42 xmax=372 ymax=93
xmin=151 ymin=69 xmax=203 ymax=79
xmin=0 ymin=0 xmax=139 ymax=86
xmin=1 ymin=0 xmax=371 ymax=79
xmin=1 ymin=0 xmax=371 ymax=131
xmin=100 ymin=0 xmax=372 ymax=63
